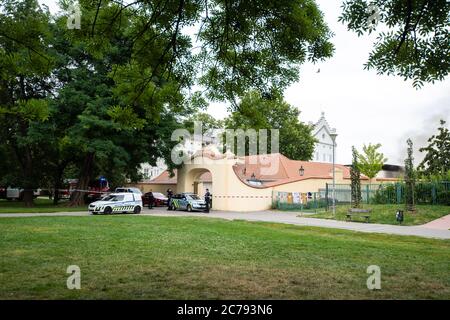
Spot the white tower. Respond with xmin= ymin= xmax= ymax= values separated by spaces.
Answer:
xmin=311 ymin=112 xmax=337 ymax=163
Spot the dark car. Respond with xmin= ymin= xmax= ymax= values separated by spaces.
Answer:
xmin=142 ymin=192 xmax=168 ymax=207
xmin=0 ymin=187 xmax=6 ymax=199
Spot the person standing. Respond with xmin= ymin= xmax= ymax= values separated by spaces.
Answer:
xmin=204 ymin=188 xmax=212 ymax=213
xmin=167 ymin=188 xmax=173 ymax=210
xmin=148 ymin=190 xmax=155 ymax=210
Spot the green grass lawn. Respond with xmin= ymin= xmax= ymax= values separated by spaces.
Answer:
xmin=0 ymin=215 xmax=449 ymax=299
xmin=0 ymin=198 xmax=86 ymax=213
xmin=308 ymin=204 xmax=450 ymax=226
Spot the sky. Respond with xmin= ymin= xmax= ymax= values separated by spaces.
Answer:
xmin=39 ymin=0 xmax=450 ymax=165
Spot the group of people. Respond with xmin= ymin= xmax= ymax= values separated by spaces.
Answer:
xmin=146 ymin=188 xmax=212 ymax=213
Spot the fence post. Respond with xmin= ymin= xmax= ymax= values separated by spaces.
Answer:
xmin=396 ymin=183 xmax=402 ymax=205
xmin=325 ymin=183 xmax=329 ymax=212
xmin=432 ymin=183 xmax=437 ymax=205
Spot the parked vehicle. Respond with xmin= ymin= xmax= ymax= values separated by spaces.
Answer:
xmin=142 ymin=192 xmax=168 ymax=207
xmin=0 ymin=187 xmax=6 ymax=199
xmin=62 ymin=177 xmax=110 ymax=203
xmin=84 ymin=177 xmax=110 ymax=203
xmin=169 ymin=193 xmax=207 ymax=212
xmin=88 ymin=193 xmax=142 ymax=215
xmin=0 ymin=187 xmax=40 ymax=200
xmin=114 ymin=187 xmax=142 ymax=195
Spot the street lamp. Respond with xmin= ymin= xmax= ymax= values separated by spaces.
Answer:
xmin=299 ymin=166 xmax=305 ymax=176
xmin=329 ymin=129 xmax=338 ymax=217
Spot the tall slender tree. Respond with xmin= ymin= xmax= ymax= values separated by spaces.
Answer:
xmin=350 ymin=146 xmax=362 ymax=208
xmin=405 ymin=139 xmax=416 ymax=212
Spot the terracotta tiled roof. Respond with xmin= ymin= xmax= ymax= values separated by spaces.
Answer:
xmin=148 ymin=170 xmax=177 ymax=184
xmin=146 ymin=152 xmax=372 ymax=188
xmin=233 ymin=153 xmax=368 ymax=188
xmin=148 ymin=169 xmax=212 ymax=184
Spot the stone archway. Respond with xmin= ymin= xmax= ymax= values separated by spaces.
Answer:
xmin=176 ymin=152 xmax=273 ymax=212
xmin=185 ymin=168 xmax=212 ymax=199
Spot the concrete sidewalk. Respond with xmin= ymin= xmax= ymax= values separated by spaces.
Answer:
xmin=142 ymin=210 xmax=450 ymax=240
xmin=1 ymin=209 xmax=450 ymax=240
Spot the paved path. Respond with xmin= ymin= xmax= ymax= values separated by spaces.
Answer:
xmin=421 ymin=214 xmax=450 ymax=230
xmin=1 ymin=209 xmax=450 ymax=240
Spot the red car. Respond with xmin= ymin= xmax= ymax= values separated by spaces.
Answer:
xmin=142 ymin=192 xmax=168 ymax=207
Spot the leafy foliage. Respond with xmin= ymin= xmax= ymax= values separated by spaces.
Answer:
xmin=339 ymin=0 xmax=450 ymax=87
xmin=418 ymin=120 xmax=450 ymax=177
xmin=356 ymin=143 xmax=387 ymax=180
xmin=224 ymin=91 xmax=316 ymax=160
xmin=0 ymin=0 xmax=334 ymax=205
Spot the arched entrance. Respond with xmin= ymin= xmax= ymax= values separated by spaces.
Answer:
xmin=185 ymin=168 xmax=213 ymax=202
xmin=176 ymin=151 xmax=273 ymax=212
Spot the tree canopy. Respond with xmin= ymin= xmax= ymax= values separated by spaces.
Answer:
xmin=418 ymin=120 xmax=450 ymax=177
xmin=356 ymin=143 xmax=388 ymax=180
xmin=0 ymin=0 xmax=333 ymax=205
xmin=340 ymin=0 xmax=450 ymax=87
xmin=224 ymin=91 xmax=316 ymax=160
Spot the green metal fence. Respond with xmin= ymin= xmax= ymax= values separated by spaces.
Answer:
xmin=320 ymin=181 xmax=450 ymax=206
xmin=272 ymin=191 xmax=328 ymax=212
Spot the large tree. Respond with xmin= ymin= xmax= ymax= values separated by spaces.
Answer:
xmin=418 ymin=120 xmax=450 ymax=177
xmin=224 ymin=91 xmax=316 ymax=160
xmin=72 ymin=0 xmax=334 ymax=107
xmin=339 ymin=0 xmax=449 ymax=87
xmin=0 ymin=0 xmax=54 ymax=206
xmin=357 ymin=143 xmax=388 ymax=181
xmin=1 ymin=0 xmax=334 ymax=206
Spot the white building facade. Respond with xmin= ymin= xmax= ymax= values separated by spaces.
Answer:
xmin=311 ymin=112 xmax=337 ymax=164
xmin=139 ymin=158 xmax=167 ymax=182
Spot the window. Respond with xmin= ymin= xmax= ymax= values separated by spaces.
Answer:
xmin=322 ymin=133 xmax=325 ymax=139
xmin=329 ymin=155 xmax=332 ymax=162
xmin=102 ymin=195 xmax=124 ymax=202
xmin=323 ymin=154 xmax=326 ymax=161
xmin=316 ymin=152 xmax=319 ymax=160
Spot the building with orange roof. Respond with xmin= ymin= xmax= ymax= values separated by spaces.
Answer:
xmin=128 ymin=149 xmax=398 ymax=212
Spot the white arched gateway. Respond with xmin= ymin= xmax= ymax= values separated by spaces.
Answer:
xmin=133 ymin=149 xmax=392 ymax=212
xmin=177 ymin=150 xmax=273 ymax=212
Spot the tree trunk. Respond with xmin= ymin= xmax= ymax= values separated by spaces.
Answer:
xmin=22 ymin=189 xmax=34 ymax=207
xmin=69 ymin=152 xmax=94 ymax=207
xmin=52 ymin=178 xmax=61 ymax=205
xmin=22 ymin=147 xmax=35 ymax=207
xmin=52 ymin=164 xmax=66 ymax=205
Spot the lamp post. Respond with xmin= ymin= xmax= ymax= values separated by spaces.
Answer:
xmin=329 ymin=129 xmax=338 ymax=217
xmin=299 ymin=166 xmax=305 ymax=176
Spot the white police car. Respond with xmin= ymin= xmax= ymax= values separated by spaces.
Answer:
xmin=88 ymin=192 xmax=142 ymax=215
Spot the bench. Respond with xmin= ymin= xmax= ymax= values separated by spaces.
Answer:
xmin=346 ymin=208 xmax=372 ymax=223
